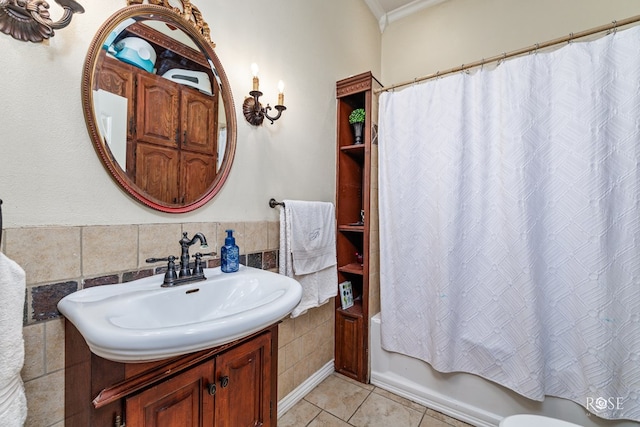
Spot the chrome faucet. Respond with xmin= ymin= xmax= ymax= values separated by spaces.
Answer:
xmin=146 ymin=232 xmax=215 ymax=287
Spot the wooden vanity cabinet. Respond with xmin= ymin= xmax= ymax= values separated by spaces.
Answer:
xmin=213 ymin=332 xmax=271 ymax=427
xmin=125 ymin=361 xmax=214 ymax=426
xmin=64 ymin=322 xmax=277 ymax=427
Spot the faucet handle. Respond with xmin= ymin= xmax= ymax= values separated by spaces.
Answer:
xmin=146 ymin=256 xmax=179 ymax=286
xmin=191 ymin=252 xmax=216 ymax=276
xmin=192 ymin=251 xmax=217 ymax=258
xmin=146 ymin=256 xmax=177 ymax=263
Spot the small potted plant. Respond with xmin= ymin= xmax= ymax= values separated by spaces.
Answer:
xmin=349 ymin=108 xmax=365 ymax=144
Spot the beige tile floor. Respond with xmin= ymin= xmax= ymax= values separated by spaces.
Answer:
xmin=279 ymin=373 xmax=473 ymax=427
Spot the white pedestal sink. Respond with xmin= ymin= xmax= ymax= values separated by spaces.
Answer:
xmin=58 ymin=265 xmax=302 ymax=363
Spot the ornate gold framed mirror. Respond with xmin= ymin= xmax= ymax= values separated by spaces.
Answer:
xmin=82 ymin=0 xmax=236 ymax=213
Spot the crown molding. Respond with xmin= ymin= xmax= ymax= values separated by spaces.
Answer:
xmin=365 ymin=0 xmax=449 ymax=32
xmin=364 ymin=0 xmax=386 ymax=21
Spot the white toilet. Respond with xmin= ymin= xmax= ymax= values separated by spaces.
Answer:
xmin=500 ymin=414 xmax=583 ymax=427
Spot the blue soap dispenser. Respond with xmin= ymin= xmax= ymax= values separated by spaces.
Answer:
xmin=221 ymin=229 xmax=239 ymax=273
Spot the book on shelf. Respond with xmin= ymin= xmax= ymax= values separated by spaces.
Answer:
xmin=339 ymin=281 xmax=354 ymax=310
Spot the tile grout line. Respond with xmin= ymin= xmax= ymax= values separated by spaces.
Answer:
xmin=354 ymin=384 xmax=430 ymax=427
xmin=346 ymin=387 xmax=374 ymax=426
xmin=301 ymin=398 xmax=328 ymax=427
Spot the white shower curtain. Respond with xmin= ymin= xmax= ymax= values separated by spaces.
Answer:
xmin=379 ymin=26 xmax=640 ymax=421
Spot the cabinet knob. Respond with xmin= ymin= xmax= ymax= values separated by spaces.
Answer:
xmin=207 ymin=383 xmax=217 ymax=396
xmin=220 ymin=376 xmax=229 ymax=388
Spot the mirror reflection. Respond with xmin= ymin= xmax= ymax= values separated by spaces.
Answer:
xmin=83 ymin=5 xmax=236 ymax=212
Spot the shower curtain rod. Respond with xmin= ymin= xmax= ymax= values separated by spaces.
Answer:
xmin=376 ymin=14 xmax=640 ymax=94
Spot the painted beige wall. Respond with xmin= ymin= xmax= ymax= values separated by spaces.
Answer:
xmin=381 ymin=0 xmax=640 ymax=85
xmin=0 ymin=0 xmax=381 ymax=227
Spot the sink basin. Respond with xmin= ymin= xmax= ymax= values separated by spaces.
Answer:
xmin=58 ymin=265 xmax=302 ymax=363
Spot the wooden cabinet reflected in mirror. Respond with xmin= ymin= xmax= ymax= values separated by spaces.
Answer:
xmin=82 ymin=2 xmax=236 ymax=213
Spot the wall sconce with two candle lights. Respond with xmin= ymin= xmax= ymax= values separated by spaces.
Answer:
xmin=243 ymin=63 xmax=286 ymax=126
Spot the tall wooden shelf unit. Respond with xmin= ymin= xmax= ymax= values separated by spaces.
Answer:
xmin=334 ymin=72 xmax=381 ymax=383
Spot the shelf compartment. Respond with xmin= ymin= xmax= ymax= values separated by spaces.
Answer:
xmin=337 ymin=300 xmax=363 ymax=317
xmin=340 ymin=144 xmax=365 ymax=161
xmin=338 ymin=224 xmax=364 ymax=233
xmin=338 ymin=263 xmax=364 ymax=275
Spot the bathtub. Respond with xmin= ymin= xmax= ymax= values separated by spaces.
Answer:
xmin=370 ymin=313 xmax=638 ymax=427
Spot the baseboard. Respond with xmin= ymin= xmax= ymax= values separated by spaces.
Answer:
xmin=277 ymin=360 xmax=502 ymax=425
xmin=370 ymin=370 xmax=502 ymax=427
xmin=277 ymin=360 xmax=335 ymax=419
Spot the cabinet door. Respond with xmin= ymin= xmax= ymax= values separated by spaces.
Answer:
xmin=136 ymin=142 xmax=180 ymax=204
xmin=137 ymin=73 xmax=180 ymax=148
xmin=180 ymin=88 xmax=217 ymax=155
xmin=215 ymin=332 xmax=271 ymax=427
xmin=125 ymin=361 xmax=215 ymax=427
xmin=181 ymin=151 xmax=217 ymax=204
xmin=335 ymin=310 xmax=364 ymax=380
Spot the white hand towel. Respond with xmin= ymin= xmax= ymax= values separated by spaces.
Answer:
xmin=279 ymin=200 xmax=338 ymax=317
xmin=0 ymin=252 xmax=27 ymax=426
xmin=287 ymin=200 xmax=337 ymax=275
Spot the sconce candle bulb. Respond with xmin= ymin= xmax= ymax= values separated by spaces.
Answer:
xmin=251 ymin=63 xmax=259 ymax=91
xmin=243 ymin=65 xmax=287 ymax=126
xmin=277 ymin=80 xmax=285 ymax=106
